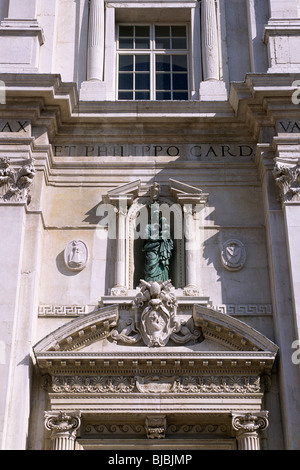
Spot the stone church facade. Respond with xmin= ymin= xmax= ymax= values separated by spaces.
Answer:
xmin=0 ymin=0 xmax=300 ymax=451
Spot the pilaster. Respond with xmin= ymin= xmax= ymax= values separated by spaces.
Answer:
xmin=0 ymin=107 xmax=47 ymax=449
xmin=8 ymin=0 xmax=38 ymax=19
xmin=264 ymin=1 xmax=300 ymax=73
xmin=0 ymin=203 xmax=26 ymax=449
xmin=272 ymin=136 xmax=300 ymax=344
xmin=268 ymin=0 xmax=298 ymax=19
xmin=201 ymin=0 xmax=220 ymax=81
xmin=255 ymin=141 xmax=300 ymax=449
xmin=87 ymin=0 xmax=105 ymax=81
xmin=246 ymin=0 xmax=269 ymax=74
xmin=80 ymin=0 xmax=107 ymax=100
xmin=0 ymin=0 xmax=44 ymax=73
xmin=199 ymin=0 xmax=227 ymax=100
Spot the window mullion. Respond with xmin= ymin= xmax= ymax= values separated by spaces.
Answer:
xmin=170 ymin=54 xmax=173 ymax=100
xmin=150 ymin=25 xmax=155 ymax=101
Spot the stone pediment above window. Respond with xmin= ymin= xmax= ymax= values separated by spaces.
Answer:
xmin=33 ymin=300 xmax=278 ymax=375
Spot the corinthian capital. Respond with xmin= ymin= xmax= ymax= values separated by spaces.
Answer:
xmin=273 ymin=159 xmax=300 ymax=204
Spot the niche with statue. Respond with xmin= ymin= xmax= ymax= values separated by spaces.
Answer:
xmin=129 ymin=185 xmax=185 ymax=290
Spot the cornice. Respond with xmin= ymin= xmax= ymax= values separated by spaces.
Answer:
xmin=0 ymin=73 xmax=236 ymax=125
xmin=1 ymin=72 xmax=299 ymax=127
xmin=264 ymin=19 xmax=300 ymax=40
xmin=229 ymin=73 xmax=300 ymax=142
xmin=35 ymin=351 xmax=276 ymax=377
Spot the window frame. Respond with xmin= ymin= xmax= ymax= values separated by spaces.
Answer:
xmin=116 ymin=23 xmax=190 ymax=101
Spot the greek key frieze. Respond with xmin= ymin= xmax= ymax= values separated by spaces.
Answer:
xmin=213 ymin=304 xmax=273 ymax=315
xmin=38 ymin=305 xmax=88 ymax=316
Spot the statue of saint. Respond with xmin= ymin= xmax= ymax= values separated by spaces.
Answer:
xmin=142 ymin=203 xmax=173 ymax=282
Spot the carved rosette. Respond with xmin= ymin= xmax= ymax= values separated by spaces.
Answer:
xmin=0 ymin=157 xmax=35 ymax=203
xmin=231 ymin=412 xmax=269 ymax=450
xmin=273 ymin=160 xmax=300 ymax=204
xmin=44 ymin=411 xmax=81 ymax=450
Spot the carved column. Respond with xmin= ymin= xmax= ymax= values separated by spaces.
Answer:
xmin=107 ymin=195 xmax=132 ymax=295
xmin=232 ymin=412 xmax=269 ymax=450
xmin=45 ymin=411 xmax=81 ymax=450
xmin=183 ymin=204 xmax=198 ymax=294
xmin=170 ymin=180 xmax=208 ymax=295
xmin=87 ymin=0 xmax=105 ymax=81
xmin=112 ymin=198 xmax=128 ymax=294
xmin=182 ymin=200 xmax=207 ymax=295
xmin=201 ymin=0 xmax=220 ymax=81
xmin=103 ymin=180 xmax=140 ymax=295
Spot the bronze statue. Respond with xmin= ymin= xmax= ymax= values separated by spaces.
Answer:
xmin=142 ymin=202 xmax=173 ymax=282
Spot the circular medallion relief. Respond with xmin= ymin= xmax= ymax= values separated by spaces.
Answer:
xmin=221 ymin=239 xmax=246 ymax=272
xmin=64 ymin=240 xmax=88 ymax=271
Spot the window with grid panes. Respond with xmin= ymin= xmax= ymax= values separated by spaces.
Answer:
xmin=117 ymin=24 xmax=189 ymax=100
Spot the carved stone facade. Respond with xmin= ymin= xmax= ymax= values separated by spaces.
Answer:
xmin=1 ymin=0 xmax=300 ymax=452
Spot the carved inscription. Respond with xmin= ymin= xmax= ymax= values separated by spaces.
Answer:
xmin=0 ymin=120 xmax=30 ymax=133
xmin=277 ymin=120 xmax=300 ymax=133
xmin=53 ymin=143 xmax=255 ymax=161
